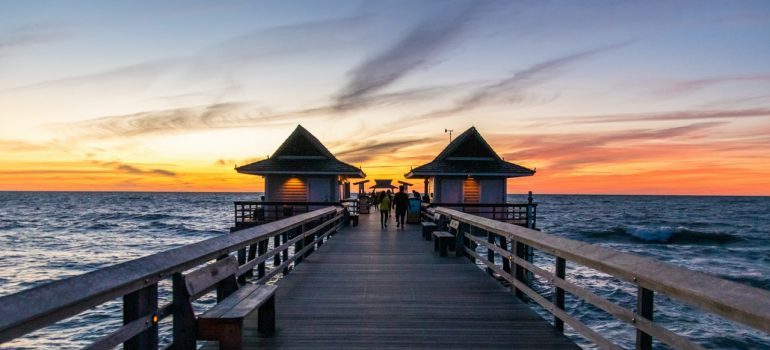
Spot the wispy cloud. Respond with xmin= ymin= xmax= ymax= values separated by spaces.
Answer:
xmin=420 ymin=41 xmax=633 ymax=119
xmin=499 ymin=122 xmax=728 ymax=171
xmin=651 ymin=74 xmax=770 ymax=98
xmin=335 ymin=0 xmax=490 ymax=109
xmin=0 ymin=25 xmax=61 ymax=57
xmin=53 ymin=101 xmax=304 ymax=138
xmin=568 ymin=108 xmax=770 ymax=124
xmin=333 ymin=137 xmax=436 ymax=163
xmin=92 ymin=160 xmax=176 ymax=177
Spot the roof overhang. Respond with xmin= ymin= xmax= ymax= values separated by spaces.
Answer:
xmin=237 ymin=169 xmax=366 ymax=177
xmin=405 ymin=171 xmax=534 ymax=178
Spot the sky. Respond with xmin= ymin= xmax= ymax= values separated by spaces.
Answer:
xmin=1 ymin=0 xmax=769 ymax=195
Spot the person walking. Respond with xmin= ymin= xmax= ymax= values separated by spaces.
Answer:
xmin=394 ymin=185 xmax=408 ymax=228
xmin=378 ymin=191 xmax=390 ymax=228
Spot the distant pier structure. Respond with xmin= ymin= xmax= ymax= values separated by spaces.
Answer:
xmin=406 ymin=126 xmax=535 ymax=205
xmin=369 ymin=179 xmax=397 ymax=192
xmin=233 ymin=125 xmax=365 ymax=227
xmin=406 ymin=126 xmax=536 ymax=224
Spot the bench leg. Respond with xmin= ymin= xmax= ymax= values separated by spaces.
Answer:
xmin=258 ymin=295 xmax=276 ymax=334
xmin=434 ymin=237 xmax=439 ymax=252
xmin=219 ymin=331 xmax=243 ymax=350
xmin=439 ymin=238 xmax=448 ymax=257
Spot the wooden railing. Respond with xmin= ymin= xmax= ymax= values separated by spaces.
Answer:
xmin=233 ymin=201 xmax=342 ymax=229
xmin=0 ymin=207 xmax=345 ymax=349
xmin=434 ymin=207 xmax=770 ymax=350
xmin=427 ymin=202 xmax=536 ymax=227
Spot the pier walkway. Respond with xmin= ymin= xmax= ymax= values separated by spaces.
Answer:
xmin=215 ymin=213 xmax=578 ymax=349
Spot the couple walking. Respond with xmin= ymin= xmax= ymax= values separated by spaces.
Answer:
xmin=377 ymin=185 xmax=409 ymax=229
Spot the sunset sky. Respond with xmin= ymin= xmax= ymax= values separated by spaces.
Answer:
xmin=1 ymin=0 xmax=769 ymax=195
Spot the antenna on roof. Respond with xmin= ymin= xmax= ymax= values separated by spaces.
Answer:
xmin=444 ymin=128 xmax=453 ymax=143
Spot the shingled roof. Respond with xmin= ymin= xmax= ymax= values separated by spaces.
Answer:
xmin=405 ymin=126 xmax=535 ymax=178
xmin=369 ymin=179 xmax=397 ymax=189
xmin=236 ymin=125 xmax=365 ymax=177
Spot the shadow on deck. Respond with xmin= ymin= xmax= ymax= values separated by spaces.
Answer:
xmin=209 ymin=212 xmax=578 ymax=349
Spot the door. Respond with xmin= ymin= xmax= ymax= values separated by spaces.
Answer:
xmin=480 ymin=178 xmax=503 ymax=219
xmin=307 ymin=177 xmax=332 ymax=202
xmin=479 ymin=179 xmax=503 ymax=203
xmin=440 ymin=178 xmax=463 ymax=204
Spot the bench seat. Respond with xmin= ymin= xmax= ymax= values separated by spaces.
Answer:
xmin=198 ymin=284 xmax=277 ymax=349
xmin=421 ymin=221 xmax=437 ymax=240
xmin=433 ymin=231 xmax=453 ymax=257
xmin=176 ymin=256 xmax=278 ymax=350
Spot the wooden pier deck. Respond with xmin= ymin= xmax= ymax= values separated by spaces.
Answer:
xmin=217 ymin=213 xmax=579 ymax=349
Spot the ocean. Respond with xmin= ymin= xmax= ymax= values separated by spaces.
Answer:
xmin=0 ymin=192 xmax=768 ymax=349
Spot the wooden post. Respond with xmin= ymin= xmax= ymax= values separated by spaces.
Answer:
xmin=636 ymin=287 xmax=654 ymax=350
xmin=514 ymin=241 xmax=526 ymax=300
xmin=295 ymin=225 xmax=305 ymax=265
xmin=500 ymin=236 xmax=510 ymax=274
xmin=304 ymin=221 xmax=315 ymax=257
xmin=554 ymin=257 xmax=566 ymax=333
xmin=237 ymin=247 xmax=247 ymax=283
xmin=172 ymin=273 xmax=196 ymax=349
xmin=273 ymin=234 xmax=281 ymax=267
xmin=123 ymin=283 xmax=158 ymax=350
xmin=526 ymin=191 xmax=534 ymax=229
xmin=282 ymin=231 xmax=290 ymax=274
xmin=486 ymin=230 xmax=495 ymax=276
xmin=216 ymin=255 xmax=238 ymax=302
xmin=456 ymin=222 xmax=467 ymax=258
xmin=258 ymin=240 xmax=268 ymax=279
xmin=246 ymin=243 xmax=257 ymax=276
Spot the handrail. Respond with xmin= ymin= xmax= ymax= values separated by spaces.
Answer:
xmin=233 ymin=201 xmax=343 ymax=228
xmin=425 ymin=202 xmax=536 ymax=228
xmin=0 ymin=206 xmax=344 ymax=348
xmin=435 ymin=207 xmax=770 ymax=349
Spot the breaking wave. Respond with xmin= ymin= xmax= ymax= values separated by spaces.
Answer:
xmin=587 ymin=225 xmax=742 ymax=244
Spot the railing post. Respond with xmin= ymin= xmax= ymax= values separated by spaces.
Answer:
xmin=295 ymin=224 xmax=305 ymax=265
xmin=172 ymin=273 xmax=196 ymax=349
xmin=459 ymin=222 xmax=469 ymax=258
xmin=123 ymin=283 xmax=158 ymax=350
xmin=486 ymin=230 xmax=495 ymax=276
xmin=237 ymin=246 xmax=248 ymax=283
xmin=234 ymin=202 xmax=238 ymax=228
xmin=526 ymin=191 xmax=534 ymax=229
xmin=274 ymin=234 xmax=281 ymax=267
xmin=499 ymin=236 xmax=510 ymax=274
xmin=258 ymin=239 xmax=268 ymax=279
xmin=636 ymin=287 xmax=654 ymax=350
xmin=514 ymin=241 xmax=526 ymax=300
xmin=554 ymin=257 xmax=566 ymax=333
xmin=282 ymin=231 xmax=290 ymax=274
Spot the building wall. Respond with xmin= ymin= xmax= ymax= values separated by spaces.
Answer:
xmin=266 ymin=175 xmax=308 ymax=202
xmin=432 ymin=176 xmax=506 ymax=204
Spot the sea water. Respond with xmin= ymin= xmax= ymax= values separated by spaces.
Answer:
xmin=0 ymin=192 xmax=768 ymax=349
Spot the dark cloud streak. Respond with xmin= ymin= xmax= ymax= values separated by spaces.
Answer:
xmin=420 ymin=41 xmax=633 ymax=119
xmin=92 ymin=161 xmax=176 ymax=177
xmin=336 ymin=0 xmax=488 ymax=109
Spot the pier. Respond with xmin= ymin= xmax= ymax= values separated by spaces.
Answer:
xmin=1 ymin=203 xmax=769 ymax=349
xmin=212 ymin=207 xmax=576 ymax=349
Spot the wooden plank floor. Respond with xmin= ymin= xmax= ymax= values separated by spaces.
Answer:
xmin=206 ymin=212 xmax=580 ymax=349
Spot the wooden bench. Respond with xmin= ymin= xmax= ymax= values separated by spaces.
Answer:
xmin=433 ymin=219 xmax=459 ymax=257
xmin=175 ymin=256 xmax=277 ymax=350
xmin=422 ymin=213 xmax=440 ymax=240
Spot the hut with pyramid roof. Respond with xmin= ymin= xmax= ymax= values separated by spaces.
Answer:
xmin=405 ymin=126 xmax=534 ymax=205
xmin=237 ymin=125 xmax=365 ymax=203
